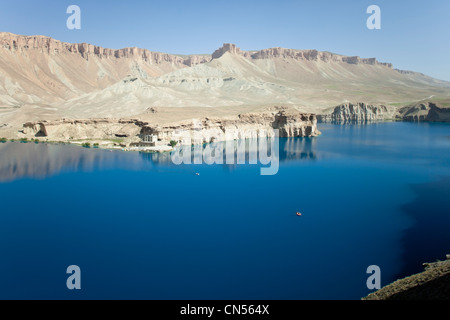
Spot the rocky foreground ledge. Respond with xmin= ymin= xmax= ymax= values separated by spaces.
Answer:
xmin=15 ymin=108 xmax=320 ymax=150
xmin=363 ymin=255 xmax=450 ymax=300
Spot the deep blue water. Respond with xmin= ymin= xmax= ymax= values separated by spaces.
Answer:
xmin=0 ymin=122 xmax=449 ymax=300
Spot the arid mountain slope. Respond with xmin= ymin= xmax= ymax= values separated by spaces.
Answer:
xmin=0 ymin=32 xmax=449 ymax=127
xmin=55 ymin=44 xmax=450 ymax=119
xmin=0 ymin=32 xmax=208 ymax=109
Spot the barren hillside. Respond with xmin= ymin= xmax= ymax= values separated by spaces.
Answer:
xmin=0 ymin=32 xmax=449 ymax=129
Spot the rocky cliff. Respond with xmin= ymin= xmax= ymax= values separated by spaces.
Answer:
xmin=19 ymin=110 xmax=320 ymax=146
xmin=397 ymin=102 xmax=450 ymax=122
xmin=212 ymin=43 xmax=250 ymax=59
xmin=212 ymin=43 xmax=393 ymax=68
xmin=0 ymin=33 xmax=400 ymax=74
xmin=141 ymin=110 xmax=320 ymax=146
xmin=318 ymin=101 xmax=450 ymax=123
xmin=318 ymin=102 xmax=397 ymax=122
xmin=21 ymin=118 xmax=145 ymax=141
xmin=0 ymin=32 xmax=213 ymax=107
xmin=0 ymin=32 xmax=209 ymax=66
xmin=0 ymin=32 xmax=412 ymax=70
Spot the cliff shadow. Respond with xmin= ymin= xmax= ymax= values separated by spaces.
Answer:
xmin=394 ymin=177 xmax=450 ymax=280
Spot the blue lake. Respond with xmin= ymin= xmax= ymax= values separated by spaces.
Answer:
xmin=0 ymin=122 xmax=449 ymax=300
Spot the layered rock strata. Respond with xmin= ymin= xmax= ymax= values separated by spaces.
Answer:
xmin=0 ymin=32 xmax=210 ymax=66
xmin=397 ymin=102 xmax=450 ymax=122
xmin=20 ymin=111 xmax=321 ymax=147
xmin=141 ymin=111 xmax=320 ymax=146
xmin=212 ymin=43 xmax=393 ymax=68
xmin=0 ymin=33 xmax=394 ymax=70
xmin=318 ymin=102 xmax=396 ymax=122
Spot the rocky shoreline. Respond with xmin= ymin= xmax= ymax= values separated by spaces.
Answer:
xmin=318 ymin=101 xmax=450 ymax=123
xmin=4 ymin=108 xmax=320 ymax=152
xmin=363 ymin=255 xmax=450 ymax=300
xmin=0 ymin=100 xmax=449 ymax=153
xmin=318 ymin=102 xmax=396 ymax=122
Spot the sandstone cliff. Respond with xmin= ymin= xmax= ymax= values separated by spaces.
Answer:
xmin=0 ymin=32 xmax=211 ymax=108
xmin=212 ymin=43 xmax=393 ymax=68
xmin=0 ymin=32 xmax=210 ymax=66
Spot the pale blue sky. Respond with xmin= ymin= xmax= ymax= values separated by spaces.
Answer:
xmin=0 ymin=0 xmax=449 ymax=80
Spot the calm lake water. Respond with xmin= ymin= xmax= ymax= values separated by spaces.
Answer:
xmin=0 ymin=122 xmax=449 ymax=300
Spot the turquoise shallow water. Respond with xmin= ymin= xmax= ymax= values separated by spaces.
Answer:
xmin=0 ymin=122 xmax=449 ymax=299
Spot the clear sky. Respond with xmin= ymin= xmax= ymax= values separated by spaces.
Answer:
xmin=0 ymin=0 xmax=449 ymax=81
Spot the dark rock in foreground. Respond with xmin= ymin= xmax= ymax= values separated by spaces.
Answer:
xmin=363 ymin=255 xmax=450 ymax=300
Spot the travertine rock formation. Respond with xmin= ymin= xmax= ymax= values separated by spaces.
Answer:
xmin=397 ymin=102 xmax=450 ymax=122
xmin=20 ymin=110 xmax=320 ymax=146
xmin=22 ymin=119 xmax=145 ymax=141
xmin=139 ymin=111 xmax=320 ymax=146
xmin=318 ymin=103 xmax=396 ymax=122
xmin=319 ymin=101 xmax=450 ymax=123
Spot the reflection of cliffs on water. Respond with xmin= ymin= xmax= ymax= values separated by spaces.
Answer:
xmin=0 ymin=142 xmax=147 ymax=182
xmin=0 ymin=138 xmax=318 ymax=182
xmin=282 ymin=138 xmax=317 ymax=161
xmin=139 ymin=150 xmax=173 ymax=165
xmin=147 ymin=137 xmax=318 ymax=170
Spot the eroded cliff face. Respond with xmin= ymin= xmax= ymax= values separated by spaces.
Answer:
xmin=142 ymin=111 xmax=320 ymax=146
xmin=318 ymin=101 xmax=450 ymax=123
xmin=0 ymin=32 xmax=210 ymax=65
xmin=22 ymin=119 xmax=145 ymax=141
xmin=318 ymin=103 xmax=397 ymax=122
xmin=397 ymin=102 xmax=450 ymax=122
xmin=0 ymin=34 xmax=406 ymax=74
xmin=20 ymin=110 xmax=320 ymax=146
xmin=212 ymin=43 xmax=393 ymax=68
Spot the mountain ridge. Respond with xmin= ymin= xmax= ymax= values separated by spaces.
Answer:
xmin=0 ymin=31 xmax=449 ymax=130
xmin=0 ymin=32 xmax=411 ymax=71
xmin=2 ymin=31 xmax=438 ymax=81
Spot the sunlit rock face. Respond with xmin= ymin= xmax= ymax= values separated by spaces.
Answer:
xmin=318 ymin=103 xmax=396 ymax=122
